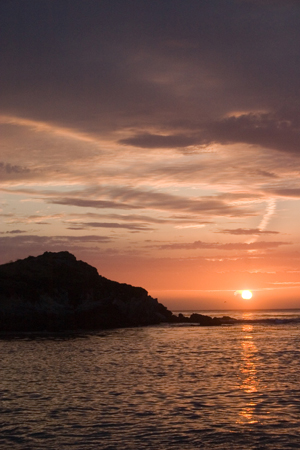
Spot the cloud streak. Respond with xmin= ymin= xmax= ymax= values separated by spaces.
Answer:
xmin=158 ymin=240 xmax=290 ymax=251
xmin=65 ymin=221 xmax=155 ymax=232
xmin=48 ymin=186 xmax=256 ymax=217
xmin=217 ymin=228 xmax=279 ymax=235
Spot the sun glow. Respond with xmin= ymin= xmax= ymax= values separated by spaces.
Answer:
xmin=241 ymin=290 xmax=253 ymax=300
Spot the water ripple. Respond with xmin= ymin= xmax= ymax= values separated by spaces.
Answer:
xmin=0 ymin=322 xmax=299 ymax=449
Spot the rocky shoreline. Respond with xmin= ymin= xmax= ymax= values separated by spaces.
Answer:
xmin=0 ymin=252 xmax=235 ymax=332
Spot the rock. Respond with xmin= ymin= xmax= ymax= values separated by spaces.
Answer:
xmin=189 ymin=313 xmax=221 ymax=326
xmin=170 ymin=313 xmax=190 ymax=323
xmin=169 ymin=312 xmax=223 ymax=326
xmin=0 ymin=251 xmax=173 ymax=332
xmin=0 ymin=251 xmax=233 ymax=332
xmin=219 ymin=315 xmax=238 ymax=324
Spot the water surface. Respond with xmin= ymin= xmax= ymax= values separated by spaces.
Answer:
xmin=0 ymin=311 xmax=299 ymax=449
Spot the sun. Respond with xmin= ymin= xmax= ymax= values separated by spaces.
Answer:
xmin=241 ymin=290 xmax=253 ymax=300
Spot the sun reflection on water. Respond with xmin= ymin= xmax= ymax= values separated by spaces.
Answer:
xmin=238 ymin=314 xmax=259 ymax=424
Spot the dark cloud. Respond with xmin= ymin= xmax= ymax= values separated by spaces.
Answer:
xmin=119 ymin=133 xmax=200 ymax=149
xmin=255 ymin=169 xmax=278 ymax=179
xmin=66 ymin=222 xmax=154 ymax=231
xmin=205 ymin=113 xmax=300 ymax=155
xmin=271 ymin=188 xmax=300 ymax=198
xmin=0 ymin=162 xmax=29 ymax=174
xmin=49 ymin=198 xmax=140 ymax=210
xmin=96 ymin=213 xmax=170 ymax=224
xmin=1 ymin=229 xmax=25 ymax=234
xmin=121 ymin=112 xmax=300 ymax=155
xmin=1 ymin=0 xmax=300 ymax=145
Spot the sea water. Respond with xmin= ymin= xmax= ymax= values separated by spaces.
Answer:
xmin=0 ymin=310 xmax=299 ymax=449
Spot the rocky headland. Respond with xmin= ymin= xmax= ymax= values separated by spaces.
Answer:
xmin=0 ymin=252 xmax=232 ymax=332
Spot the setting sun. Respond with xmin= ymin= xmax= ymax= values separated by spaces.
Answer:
xmin=241 ymin=290 xmax=253 ymax=300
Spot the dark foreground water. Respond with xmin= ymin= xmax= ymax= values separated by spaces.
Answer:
xmin=1 ymin=310 xmax=300 ymax=449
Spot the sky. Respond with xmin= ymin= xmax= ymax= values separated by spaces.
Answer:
xmin=1 ymin=0 xmax=300 ymax=310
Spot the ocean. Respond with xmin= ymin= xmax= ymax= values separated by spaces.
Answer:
xmin=0 ymin=309 xmax=299 ymax=449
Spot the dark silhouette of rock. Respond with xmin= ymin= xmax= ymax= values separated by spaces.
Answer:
xmin=167 ymin=312 xmax=187 ymax=323
xmin=189 ymin=313 xmax=221 ymax=326
xmin=219 ymin=315 xmax=238 ymax=324
xmin=0 ymin=251 xmax=173 ymax=332
xmin=0 ymin=251 xmax=233 ymax=332
xmin=170 ymin=312 xmax=222 ymax=326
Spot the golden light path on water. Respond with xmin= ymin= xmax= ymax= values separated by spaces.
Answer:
xmin=238 ymin=319 xmax=259 ymax=424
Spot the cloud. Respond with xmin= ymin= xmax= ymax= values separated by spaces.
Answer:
xmin=0 ymin=161 xmax=30 ymax=174
xmin=49 ymin=189 xmax=255 ymax=217
xmin=217 ymin=228 xmax=280 ymax=235
xmin=271 ymin=188 xmax=300 ymax=198
xmin=71 ymin=212 xmax=172 ymax=224
xmin=175 ymin=224 xmax=206 ymax=229
xmin=2 ymin=213 xmax=65 ymax=225
xmin=119 ymin=111 xmax=300 ymax=156
xmin=0 ymin=161 xmax=31 ymax=183
xmin=65 ymin=221 xmax=155 ymax=231
xmin=204 ymin=113 xmax=300 ymax=155
xmin=119 ymin=133 xmax=200 ymax=149
xmin=0 ymin=234 xmax=111 ymax=245
xmin=159 ymin=240 xmax=290 ymax=250
xmin=220 ymin=241 xmax=289 ymax=250
xmin=49 ymin=198 xmax=140 ymax=210
xmin=117 ymin=112 xmax=300 ymax=156
xmin=0 ymin=229 xmax=25 ymax=234
xmin=1 ymin=0 xmax=300 ymax=147
xmin=64 ymin=212 xmax=210 ymax=230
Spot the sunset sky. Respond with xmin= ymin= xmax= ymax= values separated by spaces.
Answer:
xmin=1 ymin=0 xmax=300 ymax=310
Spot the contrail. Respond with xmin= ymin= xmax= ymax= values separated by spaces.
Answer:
xmin=246 ymin=198 xmax=276 ymax=245
xmin=258 ymin=198 xmax=276 ymax=232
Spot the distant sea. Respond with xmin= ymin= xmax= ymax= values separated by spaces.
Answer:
xmin=175 ymin=308 xmax=300 ymax=322
xmin=1 ymin=309 xmax=300 ymax=449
